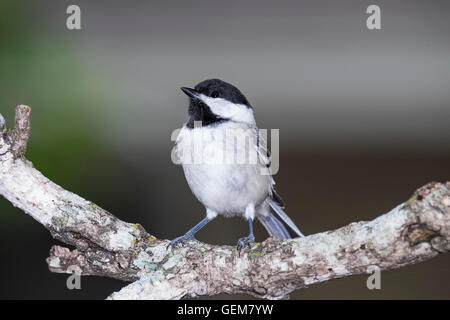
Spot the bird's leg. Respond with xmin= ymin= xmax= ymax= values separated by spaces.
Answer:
xmin=167 ymin=216 xmax=212 ymax=250
xmin=237 ymin=204 xmax=256 ymax=254
xmin=237 ymin=218 xmax=255 ymax=255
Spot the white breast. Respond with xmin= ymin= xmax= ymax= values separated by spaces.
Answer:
xmin=175 ymin=122 xmax=270 ymax=216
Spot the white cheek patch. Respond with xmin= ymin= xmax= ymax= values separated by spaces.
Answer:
xmin=199 ymin=94 xmax=255 ymax=125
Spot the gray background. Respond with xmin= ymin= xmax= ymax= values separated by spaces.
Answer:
xmin=0 ymin=0 xmax=449 ymax=299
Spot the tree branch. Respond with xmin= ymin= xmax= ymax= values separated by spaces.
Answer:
xmin=0 ymin=105 xmax=449 ymax=300
xmin=8 ymin=105 xmax=31 ymax=158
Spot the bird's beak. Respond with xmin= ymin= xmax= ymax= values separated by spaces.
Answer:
xmin=180 ymin=87 xmax=199 ymax=99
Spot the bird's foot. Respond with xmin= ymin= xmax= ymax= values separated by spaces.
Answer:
xmin=236 ymin=234 xmax=255 ymax=256
xmin=167 ymin=233 xmax=197 ymax=251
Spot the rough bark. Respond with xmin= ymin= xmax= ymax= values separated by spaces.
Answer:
xmin=0 ymin=105 xmax=449 ymax=300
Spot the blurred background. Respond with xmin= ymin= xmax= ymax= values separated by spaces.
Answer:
xmin=0 ymin=0 xmax=449 ymax=299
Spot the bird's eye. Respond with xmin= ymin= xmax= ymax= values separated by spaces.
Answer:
xmin=211 ymin=91 xmax=219 ymax=98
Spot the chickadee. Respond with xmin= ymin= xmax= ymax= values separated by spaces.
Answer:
xmin=170 ymin=79 xmax=304 ymax=252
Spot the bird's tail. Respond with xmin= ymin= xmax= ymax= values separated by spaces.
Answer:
xmin=258 ymin=200 xmax=305 ymax=239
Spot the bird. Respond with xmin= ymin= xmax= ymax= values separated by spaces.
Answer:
xmin=169 ymin=79 xmax=304 ymax=253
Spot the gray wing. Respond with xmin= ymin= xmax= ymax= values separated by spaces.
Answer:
xmin=255 ymin=128 xmax=285 ymax=208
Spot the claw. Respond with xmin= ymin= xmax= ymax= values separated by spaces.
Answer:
xmin=236 ymin=235 xmax=255 ymax=256
xmin=167 ymin=233 xmax=197 ymax=251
